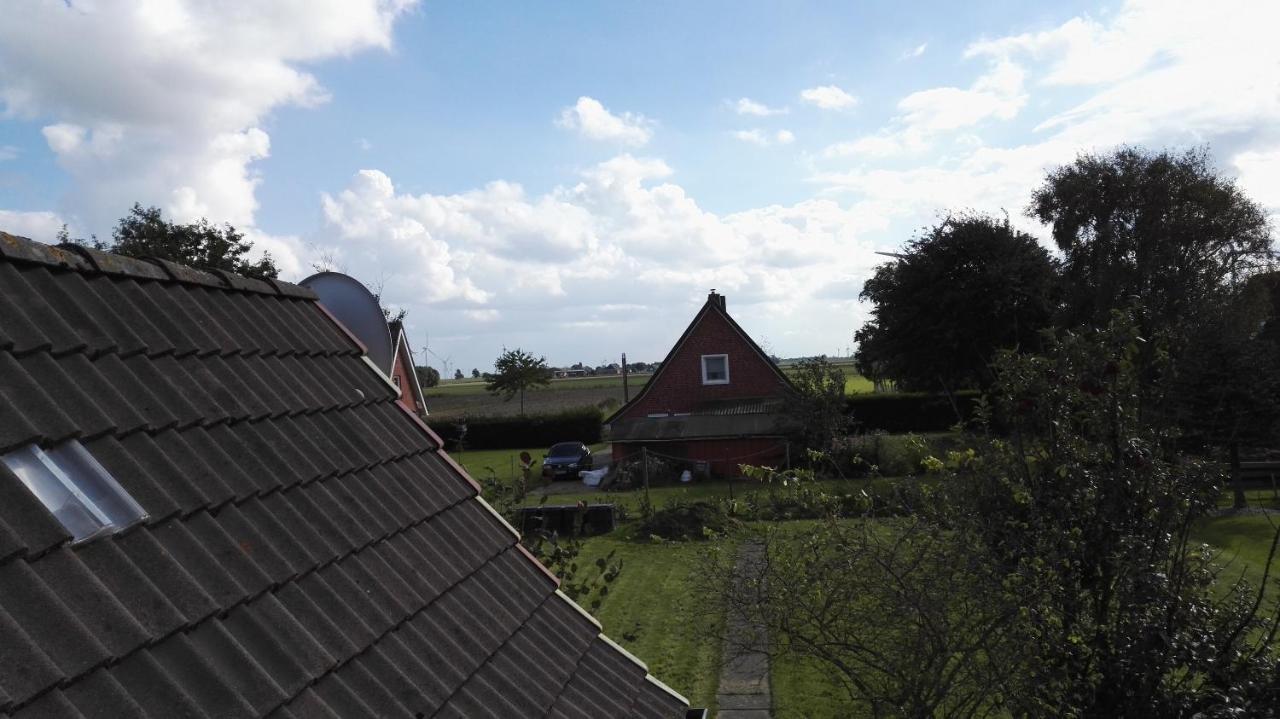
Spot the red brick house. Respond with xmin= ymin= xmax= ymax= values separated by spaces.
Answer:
xmin=605 ymin=292 xmax=796 ymax=477
xmin=387 ymin=320 xmax=428 ymax=418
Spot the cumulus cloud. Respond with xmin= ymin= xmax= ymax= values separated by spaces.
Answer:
xmin=734 ymin=97 xmax=788 ymax=116
xmin=0 ymin=0 xmax=415 ymax=246
xmin=556 ymin=96 xmax=654 ymax=146
xmin=800 ymin=85 xmax=857 ymax=110
xmin=814 ymin=0 xmax=1280 ymax=245
xmin=733 ymin=129 xmax=796 ymax=147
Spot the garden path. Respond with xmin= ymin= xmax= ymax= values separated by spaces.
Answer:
xmin=716 ymin=541 xmax=773 ymax=718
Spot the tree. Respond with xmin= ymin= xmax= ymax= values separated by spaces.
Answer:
xmin=415 ymin=365 xmax=440 ymax=388
xmin=1030 ymin=146 xmax=1273 ymax=336
xmin=783 ymin=356 xmax=848 ymax=453
xmin=1173 ymin=275 xmax=1280 ymax=508
xmin=855 ymin=212 xmax=1059 ymax=399
xmin=712 ymin=314 xmax=1280 ymax=716
xmin=483 ymin=348 xmax=553 ymax=414
xmin=471 ymin=368 xmax=480 ymax=378
xmin=453 ymin=368 xmax=464 ymax=381
xmin=73 ymin=204 xmax=280 ymax=280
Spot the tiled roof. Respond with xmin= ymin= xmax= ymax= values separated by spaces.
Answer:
xmin=0 ymin=231 xmax=688 ymax=719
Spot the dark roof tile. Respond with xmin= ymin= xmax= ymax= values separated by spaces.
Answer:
xmin=33 ymin=548 xmax=149 ymax=658
xmin=112 ymin=528 xmax=218 ymax=625
xmin=221 ymin=593 xmax=332 ymax=696
xmin=149 ymin=259 xmax=226 ymax=289
xmin=0 ymin=233 xmax=686 ymax=718
xmin=184 ymin=619 xmax=289 ymax=714
xmin=0 ymin=559 xmax=111 ymax=681
xmin=3 ymin=352 xmax=116 ymax=442
xmin=0 ymin=233 xmax=89 ymax=271
xmin=60 ymin=668 xmax=148 ymax=719
xmin=106 ymin=648 xmax=208 ymax=719
xmin=323 ymin=660 xmax=413 ymax=719
xmin=10 ymin=688 xmax=83 ymax=719
xmin=0 ymin=605 xmax=62 ymax=709
xmin=147 ymin=634 xmax=257 ymax=719
xmin=61 ymin=244 xmax=166 ymax=282
xmin=72 ymin=538 xmax=186 ymax=640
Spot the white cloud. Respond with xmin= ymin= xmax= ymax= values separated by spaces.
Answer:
xmin=0 ymin=0 xmax=415 ymax=246
xmin=902 ymin=42 xmax=928 ymax=60
xmin=0 ymin=210 xmax=64 ymax=242
xmin=556 ymin=96 xmax=654 ymax=146
xmin=734 ymin=129 xmax=796 ymax=147
xmin=800 ymin=85 xmax=857 ymax=110
xmin=356 ymin=137 xmax=373 ymax=151
xmin=0 ymin=145 xmax=17 ymax=161
xmin=734 ymin=97 xmax=788 ymax=116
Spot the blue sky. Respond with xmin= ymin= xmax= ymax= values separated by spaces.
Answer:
xmin=2 ymin=0 xmax=1279 ymax=375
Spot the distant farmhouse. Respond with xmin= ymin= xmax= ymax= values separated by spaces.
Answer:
xmin=0 ymin=231 xmax=690 ymax=718
xmin=386 ymin=319 xmax=428 ymax=418
xmin=605 ymin=291 xmax=795 ymax=476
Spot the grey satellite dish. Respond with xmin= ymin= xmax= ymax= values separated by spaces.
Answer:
xmin=300 ymin=272 xmax=395 ymax=372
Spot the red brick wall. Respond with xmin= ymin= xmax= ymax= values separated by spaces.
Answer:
xmin=618 ymin=307 xmax=788 ymax=420
xmin=390 ymin=346 xmax=424 ymax=415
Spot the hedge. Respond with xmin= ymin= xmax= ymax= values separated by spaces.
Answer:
xmin=845 ymin=390 xmax=981 ymax=433
xmin=428 ymin=407 xmax=603 ymax=450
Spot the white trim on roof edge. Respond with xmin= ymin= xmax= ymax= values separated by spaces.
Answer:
xmin=474 ymin=495 xmax=521 ymax=539
xmin=599 ymin=633 xmax=649 ymax=672
xmin=644 ymin=673 xmax=691 ymax=705
xmin=555 ymin=589 xmax=603 ymax=630
xmin=361 ymin=355 xmax=400 ymax=393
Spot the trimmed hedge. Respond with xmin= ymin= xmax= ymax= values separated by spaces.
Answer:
xmin=428 ymin=407 xmax=603 ymax=450
xmin=845 ymin=390 xmax=981 ymax=433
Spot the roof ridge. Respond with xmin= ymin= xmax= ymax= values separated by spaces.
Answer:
xmin=0 ymin=231 xmax=315 ymax=300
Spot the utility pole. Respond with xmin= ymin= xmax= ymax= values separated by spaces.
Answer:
xmin=621 ymin=352 xmax=630 ymax=402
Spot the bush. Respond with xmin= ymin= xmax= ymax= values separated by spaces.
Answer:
xmin=829 ymin=432 xmax=966 ymax=477
xmin=639 ymin=500 xmax=737 ymax=541
xmin=845 ymin=391 xmax=980 ymax=432
xmin=429 ymin=407 xmax=602 ymax=450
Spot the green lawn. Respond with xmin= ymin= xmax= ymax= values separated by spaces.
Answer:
xmin=1191 ymin=512 xmax=1280 ymax=591
xmin=576 ymin=533 xmax=731 ymax=713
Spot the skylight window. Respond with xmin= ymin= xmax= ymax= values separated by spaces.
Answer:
xmin=1 ymin=440 xmax=147 ymax=542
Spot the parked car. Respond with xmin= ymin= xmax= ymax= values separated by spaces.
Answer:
xmin=542 ymin=442 xmax=593 ymax=481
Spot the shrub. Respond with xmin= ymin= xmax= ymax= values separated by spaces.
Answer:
xmin=429 ymin=407 xmax=602 ymax=450
xmin=639 ymin=500 xmax=737 ymax=541
xmin=845 ymin=391 xmax=980 ymax=432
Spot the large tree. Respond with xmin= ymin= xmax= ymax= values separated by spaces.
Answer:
xmin=65 ymin=204 xmax=280 ymax=280
xmin=1030 ymin=146 xmax=1273 ymax=335
xmin=1174 ymin=274 xmax=1280 ymax=507
xmin=484 ymin=348 xmax=553 ymax=415
xmin=855 ymin=213 xmax=1059 ymax=398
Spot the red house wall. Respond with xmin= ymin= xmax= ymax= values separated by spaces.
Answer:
xmin=617 ymin=308 xmax=789 ymax=420
xmin=390 ymin=346 xmax=424 ymax=416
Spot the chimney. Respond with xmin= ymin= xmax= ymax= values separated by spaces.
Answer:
xmin=708 ymin=290 xmax=726 ymax=311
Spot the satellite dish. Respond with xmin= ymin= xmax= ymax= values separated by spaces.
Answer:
xmin=300 ymin=272 xmax=395 ymax=372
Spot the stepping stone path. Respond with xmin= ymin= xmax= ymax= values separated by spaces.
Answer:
xmin=716 ymin=541 xmax=772 ymax=718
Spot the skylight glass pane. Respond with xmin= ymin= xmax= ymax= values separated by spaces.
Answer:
xmin=0 ymin=440 xmax=146 ymax=542
xmin=47 ymin=441 xmax=146 ymax=529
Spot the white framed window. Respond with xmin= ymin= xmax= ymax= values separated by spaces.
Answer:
xmin=1 ymin=440 xmax=147 ymax=543
xmin=701 ymin=354 xmax=729 ymax=385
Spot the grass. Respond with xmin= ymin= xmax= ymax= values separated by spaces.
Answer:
xmin=1191 ymin=512 xmax=1280 ymax=592
xmin=576 ymin=532 xmax=731 ymax=713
